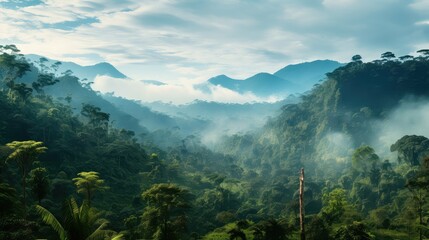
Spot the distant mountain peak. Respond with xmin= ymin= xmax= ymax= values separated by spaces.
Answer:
xmin=87 ymin=62 xmax=127 ymax=79
xmin=209 ymin=74 xmax=236 ymax=82
xmin=25 ymin=54 xmax=127 ymax=80
xmin=273 ymin=60 xmax=342 ymax=86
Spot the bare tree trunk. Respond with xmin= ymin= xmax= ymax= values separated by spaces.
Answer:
xmin=299 ymin=168 xmax=305 ymax=240
xmin=419 ymin=189 xmax=423 ymax=240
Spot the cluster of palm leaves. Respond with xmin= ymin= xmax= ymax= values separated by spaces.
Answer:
xmin=36 ymin=198 xmax=123 ymax=240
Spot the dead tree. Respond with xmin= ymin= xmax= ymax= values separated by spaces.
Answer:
xmin=299 ymin=168 xmax=305 ymax=240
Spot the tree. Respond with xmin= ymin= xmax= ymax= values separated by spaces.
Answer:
xmin=369 ymin=166 xmax=381 ymax=187
xmin=255 ymin=219 xmax=289 ymax=240
xmin=81 ymin=104 xmax=110 ymax=129
xmin=141 ymin=183 xmax=192 ymax=240
xmin=351 ymin=55 xmax=363 ymax=63
xmin=0 ymin=45 xmax=33 ymax=103
xmin=334 ymin=222 xmax=373 ymax=240
xmin=32 ymin=73 xmax=59 ymax=94
xmin=417 ymin=49 xmax=429 ymax=59
xmin=80 ymin=104 xmax=110 ymax=145
xmin=0 ymin=45 xmax=30 ymax=85
xmin=406 ymin=162 xmax=429 ymax=240
xmin=390 ymin=135 xmax=429 ymax=165
xmin=322 ymin=188 xmax=348 ymax=223
xmin=9 ymin=83 xmax=33 ymax=102
xmin=381 ymin=51 xmax=396 ymax=61
xmin=36 ymin=198 xmax=122 ymax=240
xmin=399 ymin=55 xmax=414 ymax=62
xmin=72 ymin=171 xmax=108 ymax=207
xmin=28 ymin=167 xmax=49 ymax=204
xmin=6 ymin=140 xmax=47 ymax=215
xmin=352 ymin=146 xmax=379 ymax=173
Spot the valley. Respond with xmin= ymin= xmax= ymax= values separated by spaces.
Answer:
xmin=1 ymin=44 xmax=429 ymax=240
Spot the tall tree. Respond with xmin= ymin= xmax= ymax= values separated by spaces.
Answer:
xmin=406 ymin=158 xmax=429 ymax=240
xmin=141 ymin=183 xmax=192 ymax=240
xmin=381 ymin=51 xmax=396 ymax=61
xmin=322 ymin=188 xmax=348 ymax=223
xmin=28 ymin=167 xmax=50 ymax=204
xmin=351 ymin=55 xmax=363 ymax=63
xmin=72 ymin=171 xmax=108 ymax=207
xmin=299 ymin=168 xmax=305 ymax=240
xmin=390 ymin=135 xmax=429 ymax=165
xmin=6 ymin=140 xmax=47 ymax=215
xmin=0 ymin=45 xmax=30 ymax=85
xmin=81 ymin=104 xmax=110 ymax=129
xmin=352 ymin=145 xmax=379 ymax=173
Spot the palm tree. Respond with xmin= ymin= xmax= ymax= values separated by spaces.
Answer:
xmin=36 ymin=198 xmax=122 ymax=240
xmin=6 ymin=140 xmax=47 ymax=215
xmin=73 ymin=171 xmax=108 ymax=206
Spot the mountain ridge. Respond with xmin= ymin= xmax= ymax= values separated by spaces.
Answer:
xmin=25 ymin=54 xmax=127 ymax=80
xmin=25 ymin=54 xmax=342 ymax=101
xmin=207 ymin=59 xmax=342 ymax=97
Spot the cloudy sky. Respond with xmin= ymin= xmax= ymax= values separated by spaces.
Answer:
xmin=1 ymin=0 xmax=429 ymax=103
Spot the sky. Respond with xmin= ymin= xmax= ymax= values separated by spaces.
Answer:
xmin=1 ymin=0 xmax=429 ymax=103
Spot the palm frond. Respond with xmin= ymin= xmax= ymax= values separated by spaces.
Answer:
xmin=36 ymin=205 xmax=67 ymax=240
xmin=85 ymin=222 xmax=109 ymax=240
xmin=70 ymin=197 xmax=80 ymax=216
xmin=111 ymin=233 xmax=125 ymax=240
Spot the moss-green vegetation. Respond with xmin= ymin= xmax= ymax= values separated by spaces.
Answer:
xmin=2 ymin=45 xmax=429 ymax=239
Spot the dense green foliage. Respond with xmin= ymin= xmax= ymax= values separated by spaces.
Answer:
xmin=2 ymin=45 xmax=429 ymax=239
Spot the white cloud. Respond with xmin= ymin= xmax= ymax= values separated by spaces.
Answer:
xmin=92 ymin=75 xmax=271 ymax=104
xmin=1 ymin=0 xmax=429 ymax=102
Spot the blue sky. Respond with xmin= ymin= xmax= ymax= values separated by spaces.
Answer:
xmin=1 ymin=0 xmax=429 ymax=103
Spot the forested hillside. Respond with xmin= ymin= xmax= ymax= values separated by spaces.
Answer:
xmin=2 ymin=44 xmax=429 ymax=240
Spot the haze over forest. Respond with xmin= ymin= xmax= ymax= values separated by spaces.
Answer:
xmin=2 ymin=1 xmax=429 ymax=240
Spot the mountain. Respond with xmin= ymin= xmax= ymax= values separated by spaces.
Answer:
xmin=208 ymin=74 xmax=240 ymax=90
xmin=274 ymin=59 xmax=342 ymax=91
xmin=20 ymin=55 xmax=295 ymax=147
xmin=208 ymin=73 xmax=295 ymax=97
xmin=17 ymin=55 xmax=183 ymax=135
xmin=207 ymin=60 xmax=342 ymax=98
xmin=42 ymin=74 xmax=146 ymax=134
xmin=25 ymin=54 xmax=127 ymax=80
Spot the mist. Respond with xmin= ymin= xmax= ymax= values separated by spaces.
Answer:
xmin=141 ymin=99 xmax=296 ymax=147
xmin=371 ymin=97 xmax=429 ymax=159
xmin=316 ymin=132 xmax=354 ymax=163
xmin=92 ymin=75 xmax=281 ymax=104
